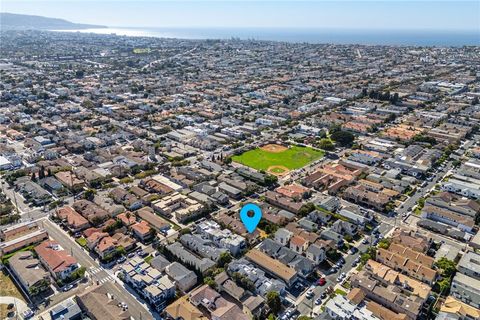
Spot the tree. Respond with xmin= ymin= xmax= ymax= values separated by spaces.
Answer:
xmin=179 ymin=227 xmax=192 ymax=236
xmin=330 ymin=130 xmax=355 ymax=147
xmin=360 ymin=247 xmax=377 ymax=265
xmin=435 ymin=277 xmax=451 ymax=295
xmin=39 ymin=165 xmax=46 ymax=179
xmin=329 ymin=123 xmax=342 ymax=134
xmin=317 ymin=138 xmax=334 ymax=151
xmin=75 ymin=70 xmax=85 ymax=78
xmin=412 ymin=134 xmax=436 ymax=145
xmin=264 ymin=174 xmax=278 ymax=186
xmin=298 ymin=202 xmax=316 ymax=217
xmin=217 ymin=252 xmax=232 ymax=268
xmin=435 ymin=258 xmax=456 ymax=277
xmin=84 ymin=189 xmax=96 ymax=201
xmin=204 ymin=277 xmax=217 ymax=289
xmin=378 ymin=238 xmax=391 ymax=249
xmin=266 ymin=291 xmax=282 ymax=315
xmin=231 ymin=272 xmax=255 ymax=291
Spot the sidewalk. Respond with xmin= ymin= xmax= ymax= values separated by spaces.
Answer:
xmin=0 ymin=296 xmax=29 ymax=316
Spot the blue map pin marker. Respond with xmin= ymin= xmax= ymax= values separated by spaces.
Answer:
xmin=240 ymin=203 xmax=262 ymax=233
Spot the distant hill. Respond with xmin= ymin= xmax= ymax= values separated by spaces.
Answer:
xmin=0 ymin=13 xmax=107 ymax=30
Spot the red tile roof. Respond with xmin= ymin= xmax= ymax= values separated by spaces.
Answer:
xmin=35 ymin=240 xmax=77 ymax=273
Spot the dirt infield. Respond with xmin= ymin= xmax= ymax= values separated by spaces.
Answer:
xmin=261 ymin=144 xmax=288 ymax=153
xmin=267 ymin=165 xmax=290 ymax=176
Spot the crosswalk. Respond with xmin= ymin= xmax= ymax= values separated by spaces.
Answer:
xmin=88 ymin=266 xmax=115 ymax=284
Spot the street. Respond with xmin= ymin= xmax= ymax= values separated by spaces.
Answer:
xmin=295 ymin=222 xmax=394 ymax=316
xmin=41 ymin=219 xmax=155 ymax=320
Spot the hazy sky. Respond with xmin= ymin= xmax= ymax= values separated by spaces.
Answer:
xmin=2 ymin=0 xmax=479 ymax=31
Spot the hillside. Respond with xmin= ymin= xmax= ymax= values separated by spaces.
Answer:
xmin=0 ymin=13 xmax=106 ymax=30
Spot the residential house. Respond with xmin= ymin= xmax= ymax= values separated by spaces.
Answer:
xmin=450 ymin=272 xmax=480 ymax=309
xmin=437 ymin=296 xmax=480 ymax=320
xmin=289 ymin=235 xmax=309 ymax=254
xmin=242 ymin=295 xmax=266 ymax=319
xmin=166 ymin=242 xmax=215 ymax=273
xmin=165 ymin=261 xmax=197 ymax=292
xmin=189 ymin=285 xmax=249 ymax=320
xmin=164 ymin=296 xmax=208 ymax=320
xmin=72 ymin=200 xmax=110 ymax=225
xmin=76 ymin=284 xmax=131 ymax=320
xmin=245 ymin=249 xmax=298 ymax=287
xmin=57 ymin=206 xmax=90 ymax=233
xmin=331 ymin=220 xmax=358 ymax=237
xmin=0 ymin=221 xmax=40 ymax=241
xmin=131 ymin=220 xmax=154 ymax=243
xmin=35 ymin=240 xmax=79 ymax=280
xmin=305 ymin=244 xmax=325 ymax=264
xmin=9 ymin=251 xmax=50 ymax=295
xmin=0 ymin=228 xmax=49 ymax=256
xmin=152 ymin=192 xmax=204 ymax=222
xmin=304 ymin=161 xmax=364 ymax=194
xmin=228 ymin=258 xmax=286 ymax=297
xmin=265 ymin=191 xmax=303 ymax=214
xmin=457 ymin=251 xmax=480 ymax=280
xmin=95 ymin=236 xmax=118 ymax=260
xmin=180 ymin=234 xmax=227 ymax=262
xmin=376 ymin=244 xmax=437 ymax=285
xmin=350 ymin=272 xmax=423 ymax=320
xmin=196 ymin=220 xmax=246 ymax=256
xmin=274 ymin=228 xmax=293 ymax=246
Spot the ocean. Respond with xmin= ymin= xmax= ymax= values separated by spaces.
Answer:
xmin=55 ymin=27 xmax=480 ymax=47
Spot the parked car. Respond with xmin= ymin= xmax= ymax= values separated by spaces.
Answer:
xmin=317 ymin=277 xmax=326 ymax=286
xmin=306 ymin=289 xmax=315 ymax=299
xmin=63 ymin=284 xmax=74 ymax=292
xmin=22 ymin=309 xmax=34 ymax=319
xmin=315 ymin=298 xmax=322 ymax=305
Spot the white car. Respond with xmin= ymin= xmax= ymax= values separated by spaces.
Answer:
xmin=22 ymin=309 xmax=34 ymax=319
xmin=306 ymin=289 xmax=315 ymax=298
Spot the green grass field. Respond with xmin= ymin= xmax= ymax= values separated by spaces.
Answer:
xmin=232 ymin=145 xmax=324 ymax=171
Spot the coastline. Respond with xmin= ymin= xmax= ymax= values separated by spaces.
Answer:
xmin=51 ymin=27 xmax=480 ymax=46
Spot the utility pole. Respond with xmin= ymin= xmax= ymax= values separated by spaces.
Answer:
xmin=70 ymin=168 xmax=75 ymax=202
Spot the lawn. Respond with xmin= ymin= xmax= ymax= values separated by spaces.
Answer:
xmin=232 ymin=145 xmax=324 ymax=171
xmin=76 ymin=237 xmax=87 ymax=247
xmin=144 ymin=255 xmax=153 ymax=264
xmin=334 ymin=288 xmax=347 ymax=296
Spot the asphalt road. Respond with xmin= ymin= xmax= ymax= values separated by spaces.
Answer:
xmin=41 ymin=219 xmax=155 ymax=320
xmin=397 ymin=162 xmax=453 ymax=217
xmin=295 ymin=222 xmax=394 ymax=316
